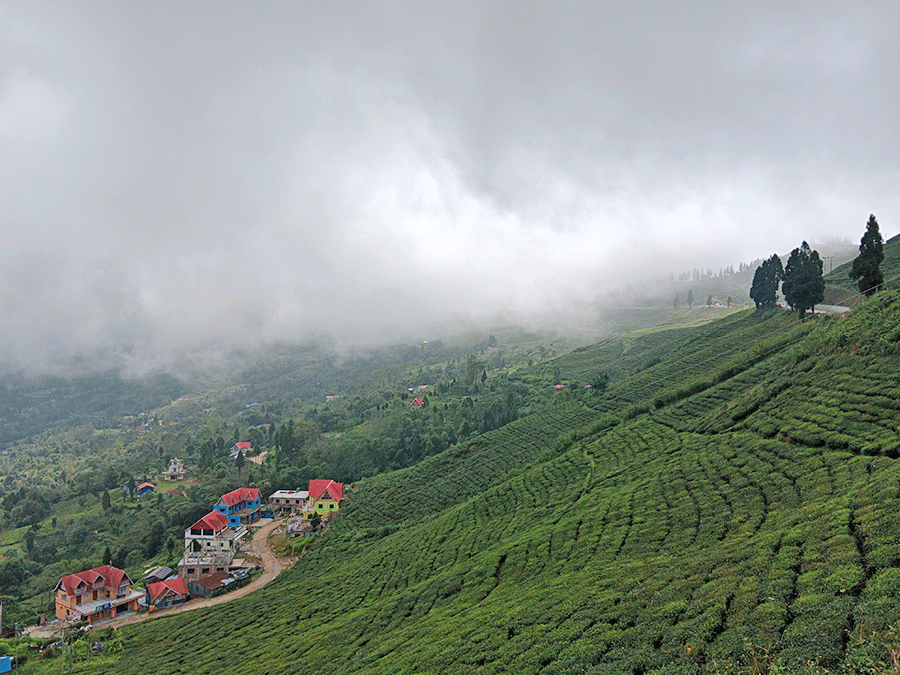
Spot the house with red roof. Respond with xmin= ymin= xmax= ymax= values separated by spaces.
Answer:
xmin=54 ymin=565 xmax=143 ymax=622
xmin=146 ymin=577 xmax=189 ymax=609
xmin=307 ymin=479 xmax=344 ymax=519
xmin=214 ymin=487 xmax=262 ymax=527
xmin=179 ymin=502 xmax=252 ymax=581
xmin=230 ymin=441 xmax=252 ymax=460
xmin=184 ymin=509 xmax=245 ymax=553
xmin=410 ymin=397 xmax=424 ymax=408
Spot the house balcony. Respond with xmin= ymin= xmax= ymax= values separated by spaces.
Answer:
xmin=67 ymin=590 xmax=144 ymax=621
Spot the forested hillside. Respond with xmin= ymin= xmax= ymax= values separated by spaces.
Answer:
xmin=99 ymin=290 xmax=900 ymax=675
xmin=0 ymin=370 xmax=185 ymax=450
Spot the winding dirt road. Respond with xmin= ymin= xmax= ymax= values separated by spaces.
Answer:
xmin=28 ymin=518 xmax=291 ymax=637
xmin=117 ymin=518 xmax=289 ymax=627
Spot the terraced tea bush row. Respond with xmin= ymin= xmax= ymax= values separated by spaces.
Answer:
xmin=345 ymin=401 xmax=601 ymax=529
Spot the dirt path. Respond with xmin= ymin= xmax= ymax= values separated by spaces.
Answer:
xmin=117 ymin=518 xmax=290 ymax=627
xmin=28 ymin=519 xmax=292 ymax=638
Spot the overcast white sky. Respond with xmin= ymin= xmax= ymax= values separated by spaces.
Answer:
xmin=2 ymin=1 xmax=898 ymax=369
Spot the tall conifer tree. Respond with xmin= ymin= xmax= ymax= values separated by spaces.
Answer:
xmin=849 ymin=214 xmax=884 ymax=296
xmin=749 ymin=254 xmax=783 ymax=309
xmin=783 ymin=241 xmax=824 ymax=319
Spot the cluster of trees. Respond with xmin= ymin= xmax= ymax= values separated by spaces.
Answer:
xmin=782 ymin=242 xmax=826 ymax=318
xmin=750 ymin=243 xmax=825 ymax=319
xmin=749 ymin=254 xmax=784 ymax=309
xmin=2 ymin=487 xmax=52 ymax=529
xmin=675 ymin=266 xmax=737 ymax=282
xmin=749 ymin=215 xmax=886 ymax=318
xmin=750 ymin=241 xmax=825 ymax=319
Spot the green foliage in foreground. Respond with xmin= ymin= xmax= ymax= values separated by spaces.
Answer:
xmin=21 ymin=293 xmax=900 ymax=674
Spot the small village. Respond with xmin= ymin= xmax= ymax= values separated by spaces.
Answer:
xmin=42 ymin=454 xmax=345 ymax=633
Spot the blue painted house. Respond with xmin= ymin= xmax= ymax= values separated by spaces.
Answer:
xmin=136 ymin=482 xmax=155 ymax=497
xmin=146 ymin=577 xmax=189 ymax=609
xmin=214 ymin=487 xmax=262 ymax=528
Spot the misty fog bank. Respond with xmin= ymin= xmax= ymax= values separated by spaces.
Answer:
xmin=0 ymin=299 xmax=606 ymax=381
xmin=3 ymin=3 xmax=897 ymax=375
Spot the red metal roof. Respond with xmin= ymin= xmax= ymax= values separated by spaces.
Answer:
xmin=56 ymin=565 xmax=132 ymax=596
xmin=235 ymin=441 xmax=252 ymax=449
xmin=410 ymin=397 xmax=424 ymax=407
xmin=309 ymin=479 xmax=344 ymax=502
xmin=188 ymin=510 xmax=228 ymax=532
xmin=218 ymin=487 xmax=260 ymax=507
xmin=147 ymin=577 xmax=188 ymax=602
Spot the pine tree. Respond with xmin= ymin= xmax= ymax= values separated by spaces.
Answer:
xmin=849 ymin=214 xmax=884 ymax=296
xmin=783 ymin=241 xmax=824 ymax=319
xmin=750 ymin=254 xmax=784 ymax=309
xmin=199 ymin=440 xmax=214 ymax=470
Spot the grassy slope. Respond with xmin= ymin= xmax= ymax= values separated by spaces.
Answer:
xmin=66 ymin=293 xmax=900 ymax=675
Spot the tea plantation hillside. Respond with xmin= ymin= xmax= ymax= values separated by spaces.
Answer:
xmin=86 ymin=293 xmax=900 ymax=674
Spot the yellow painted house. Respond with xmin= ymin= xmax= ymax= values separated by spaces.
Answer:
xmin=307 ymin=479 xmax=344 ymax=518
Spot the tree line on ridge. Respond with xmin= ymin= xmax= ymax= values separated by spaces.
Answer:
xmin=750 ymin=214 xmax=885 ymax=318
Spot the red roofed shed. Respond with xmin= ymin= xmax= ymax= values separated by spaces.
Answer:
xmin=147 ymin=577 xmax=189 ymax=608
